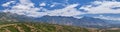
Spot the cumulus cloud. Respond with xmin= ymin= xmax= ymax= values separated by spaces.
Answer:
xmin=94 ymin=16 xmax=120 ymax=21
xmin=50 ymin=2 xmax=66 ymax=7
xmin=39 ymin=2 xmax=46 ymax=6
xmin=3 ymin=0 xmax=40 ymax=17
xmin=47 ymin=4 xmax=82 ymax=17
xmin=79 ymin=1 xmax=120 ymax=14
xmin=2 ymin=0 xmax=120 ymax=20
xmin=78 ymin=0 xmax=120 ymax=20
xmin=3 ymin=0 xmax=82 ymax=17
xmin=2 ymin=1 xmax=15 ymax=7
xmin=50 ymin=4 xmax=56 ymax=7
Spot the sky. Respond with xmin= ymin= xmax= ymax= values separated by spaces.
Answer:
xmin=0 ymin=0 xmax=120 ymax=21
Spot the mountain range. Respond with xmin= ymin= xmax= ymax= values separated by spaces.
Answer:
xmin=1 ymin=12 xmax=120 ymax=29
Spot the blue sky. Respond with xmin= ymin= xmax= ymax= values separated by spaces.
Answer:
xmin=0 ymin=0 xmax=97 ymax=10
xmin=0 ymin=0 xmax=120 ymax=21
xmin=0 ymin=0 xmax=118 ymax=10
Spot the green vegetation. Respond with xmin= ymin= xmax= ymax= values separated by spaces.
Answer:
xmin=0 ymin=22 xmax=119 ymax=32
xmin=0 ymin=12 xmax=120 ymax=32
xmin=0 ymin=22 xmax=91 ymax=32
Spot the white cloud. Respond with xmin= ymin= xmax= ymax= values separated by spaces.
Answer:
xmin=47 ymin=4 xmax=82 ymax=17
xmin=3 ymin=0 xmax=83 ymax=18
xmin=39 ymin=2 xmax=46 ymax=6
xmin=78 ymin=1 xmax=120 ymax=20
xmin=1 ymin=0 xmax=120 ymax=22
xmin=3 ymin=0 xmax=120 ymax=20
xmin=80 ymin=1 xmax=120 ymax=14
xmin=50 ymin=2 xmax=67 ymax=7
xmin=26 ymin=4 xmax=82 ymax=17
xmin=50 ymin=4 xmax=55 ymax=7
xmin=3 ymin=0 xmax=40 ymax=17
xmin=94 ymin=16 xmax=120 ymax=21
xmin=19 ymin=0 xmax=33 ymax=5
xmin=2 ymin=1 xmax=15 ymax=7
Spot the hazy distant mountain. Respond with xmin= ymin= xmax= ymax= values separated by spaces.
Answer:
xmin=1 ymin=12 xmax=120 ymax=32
xmin=34 ymin=16 xmax=120 ymax=28
xmin=0 ymin=13 xmax=120 ymax=28
xmin=1 ymin=12 xmax=120 ymax=29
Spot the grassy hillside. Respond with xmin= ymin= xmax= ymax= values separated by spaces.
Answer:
xmin=0 ymin=22 xmax=92 ymax=32
xmin=0 ymin=22 xmax=120 ymax=32
xmin=0 ymin=12 xmax=120 ymax=32
xmin=0 ymin=12 xmax=90 ymax=32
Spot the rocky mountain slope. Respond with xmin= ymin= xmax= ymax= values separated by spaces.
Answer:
xmin=0 ymin=12 xmax=120 ymax=32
